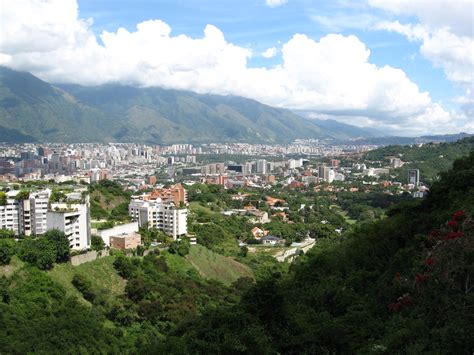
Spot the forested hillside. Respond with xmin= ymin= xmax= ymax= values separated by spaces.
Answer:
xmin=364 ymin=136 xmax=474 ymax=184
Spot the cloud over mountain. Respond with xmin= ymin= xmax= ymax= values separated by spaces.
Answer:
xmin=0 ymin=0 xmax=470 ymax=135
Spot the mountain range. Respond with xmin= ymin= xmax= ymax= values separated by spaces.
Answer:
xmin=0 ymin=67 xmax=378 ymax=144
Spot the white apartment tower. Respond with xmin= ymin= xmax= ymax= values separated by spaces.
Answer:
xmin=48 ymin=194 xmax=91 ymax=250
xmin=129 ymin=199 xmax=187 ymax=240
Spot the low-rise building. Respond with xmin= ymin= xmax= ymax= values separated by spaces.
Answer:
xmin=109 ymin=233 xmax=141 ymax=250
xmin=96 ymin=222 xmax=139 ymax=246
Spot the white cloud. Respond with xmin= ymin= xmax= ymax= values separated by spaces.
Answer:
xmin=265 ymin=0 xmax=287 ymax=8
xmin=368 ymin=0 xmax=473 ymax=37
xmin=0 ymin=0 xmax=468 ymax=135
xmin=371 ymin=0 xmax=474 ymax=122
xmin=311 ymin=13 xmax=379 ymax=32
xmin=262 ymin=47 xmax=277 ymax=58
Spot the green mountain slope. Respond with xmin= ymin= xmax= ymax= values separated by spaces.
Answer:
xmin=0 ymin=66 xmax=337 ymax=144
xmin=58 ymin=83 xmax=329 ymax=144
xmin=0 ymin=67 xmax=118 ymax=142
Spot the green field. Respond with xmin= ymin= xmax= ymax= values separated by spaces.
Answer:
xmin=48 ymin=256 xmax=126 ymax=302
xmin=185 ymin=245 xmax=254 ymax=285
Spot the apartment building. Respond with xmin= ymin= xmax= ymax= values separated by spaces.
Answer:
xmin=48 ymin=196 xmax=91 ymax=250
xmin=1 ymin=190 xmax=90 ymax=249
xmin=0 ymin=191 xmax=20 ymax=235
xmin=1 ymin=190 xmax=49 ymax=236
xmin=129 ymin=200 xmax=187 ymax=239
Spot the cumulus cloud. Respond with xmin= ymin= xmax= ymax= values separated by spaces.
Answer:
xmin=0 ymin=0 xmax=467 ymax=135
xmin=370 ymin=0 xmax=474 ymax=122
xmin=262 ymin=47 xmax=277 ymax=58
xmin=265 ymin=0 xmax=287 ymax=8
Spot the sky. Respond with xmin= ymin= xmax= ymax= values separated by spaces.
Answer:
xmin=0 ymin=0 xmax=473 ymax=136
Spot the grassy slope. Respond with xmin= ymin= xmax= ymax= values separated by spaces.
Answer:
xmin=48 ymin=256 xmax=126 ymax=302
xmin=185 ymin=245 xmax=254 ymax=285
xmin=0 ymin=256 xmax=24 ymax=278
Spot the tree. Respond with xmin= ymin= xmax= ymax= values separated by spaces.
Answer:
xmin=239 ymin=245 xmax=249 ymax=257
xmin=0 ymin=242 xmax=11 ymax=265
xmin=49 ymin=189 xmax=66 ymax=203
xmin=71 ymin=274 xmax=95 ymax=302
xmin=31 ymin=238 xmax=57 ymax=270
xmin=178 ymin=239 xmax=190 ymax=257
xmin=0 ymin=229 xmax=15 ymax=239
xmin=113 ymin=255 xmax=136 ymax=278
xmin=44 ymin=229 xmax=70 ymax=263
xmin=14 ymin=190 xmax=30 ymax=201
xmin=90 ymin=235 xmax=105 ymax=252
xmin=0 ymin=192 xmax=6 ymax=206
xmin=168 ymin=241 xmax=179 ymax=254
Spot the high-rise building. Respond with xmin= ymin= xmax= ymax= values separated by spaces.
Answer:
xmin=0 ymin=191 xmax=20 ymax=235
xmin=48 ymin=194 xmax=91 ymax=250
xmin=318 ymin=166 xmax=334 ymax=183
xmin=256 ymin=159 xmax=267 ymax=174
xmin=129 ymin=200 xmax=188 ymax=239
xmin=408 ymin=169 xmax=420 ymax=187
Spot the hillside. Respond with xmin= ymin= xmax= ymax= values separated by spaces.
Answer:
xmin=0 ymin=66 xmax=356 ymax=144
xmin=364 ymin=136 xmax=474 ymax=183
xmin=0 ymin=67 xmax=117 ymax=142
xmin=160 ymin=151 xmax=474 ymax=353
xmin=185 ymin=245 xmax=254 ymax=285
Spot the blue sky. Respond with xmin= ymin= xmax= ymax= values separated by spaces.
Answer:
xmin=1 ymin=0 xmax=472 ymax=135
xmin=77 ymin=0 xmax=460 ymax=105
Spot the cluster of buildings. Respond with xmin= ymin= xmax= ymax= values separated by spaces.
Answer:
xmin=0 ymin=141 xmax=376 ymax=184
xmin=0 ymin=189 xmax=91 ymax=249
xmin=0 ymin=183 xmax=190 ymax=252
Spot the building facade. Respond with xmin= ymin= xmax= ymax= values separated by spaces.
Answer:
xmin=129 ymin=200 xmax=187 ymax=239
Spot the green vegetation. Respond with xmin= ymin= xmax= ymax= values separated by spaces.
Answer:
xmin=0 ymin=267 xmax=126 ymax=353
xmin=185 ymin=245 xmax=254 ymax=286
xmin=0 ymin=191 xmax=6 ymax=206
xmin=365 ymin=136 xmax=474 ymax=184
xmin=89 ymin=180 xmax=131 ymax=222
xmin=14 ymin=189 xmax=29 ymax=200
xmin=49 ymin=188 xmax=67 ymax=202
xmin=49 ymin=256 xmax=126 ymax=302
xmin=0 ymin=256 xmax=24 ymax=277
xmin=16 ymin=230 xmax=70 ymax=270
xmin=159 ymin=151 xmax=474 ymax=353
xmin=0 ymin=140 xmax=472 ymax=352
xmin=90 ymin=235 xmax=105 ymax=252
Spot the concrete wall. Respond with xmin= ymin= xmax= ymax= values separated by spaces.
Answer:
xmin=70 ymin=249 xmax=110 ymax=266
